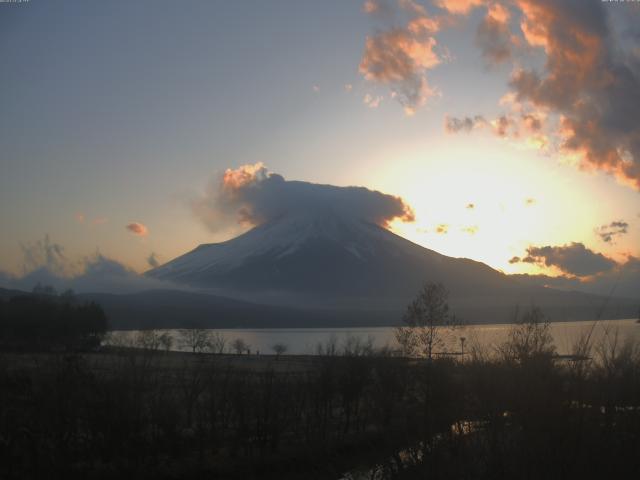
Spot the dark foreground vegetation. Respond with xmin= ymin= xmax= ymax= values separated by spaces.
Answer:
xmin=0 ymin=330 xmax=639 ymax=478
xmin=1 ymin=286 xmax=639 ymax=479
xmin=0 ymin=286 xmax=107 ymax=352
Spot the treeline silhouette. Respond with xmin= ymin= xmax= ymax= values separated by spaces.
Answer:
xmin=1 ymin=323 xmax=639 ymax=479
xmin=0 ymin=285 xmax=107 ymax=351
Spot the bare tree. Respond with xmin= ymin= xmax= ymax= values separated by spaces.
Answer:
xmin=135 ymin=330 xmax=163 ymax=352
xmin=315 ymin=334 xmax=338 ymax=356
xmin=158 ymin=331 xmax=173 ymax=352
xmin=179 ymin=328 xmax=213 ymax=354
xmin=206 ymin=332 xmax=227 ymax=354
xmin=231 ymin=338 xmax=248 ymax=355
xmin=499 ymin=305 xmax=555 ymax=363
xmin=395 ymin=282 xmax=457 ymax=360
xmin=342 ymin=334 xmax=374 ymax=357
xmin=271 ymin=343 xmax=288 ymax=358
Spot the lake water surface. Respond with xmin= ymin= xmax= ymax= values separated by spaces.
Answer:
xmin=113 ymin=318 xmax=640 ymax=356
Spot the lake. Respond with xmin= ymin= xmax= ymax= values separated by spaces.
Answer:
xmin=110 ymin=318 xmax=640 ymax=356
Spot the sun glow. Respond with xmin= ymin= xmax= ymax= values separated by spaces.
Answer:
xmin=370 ymin=137 xmax=606 ymax=273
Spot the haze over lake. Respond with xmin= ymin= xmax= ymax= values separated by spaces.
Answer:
xmin=111 ymin=318 xmax=639 ymax=356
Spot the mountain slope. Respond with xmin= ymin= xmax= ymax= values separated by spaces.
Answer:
xmin=148 ymin=213 xmax=518 ymax=301
xmin=146 ymin=212 xmax=639 ymax=323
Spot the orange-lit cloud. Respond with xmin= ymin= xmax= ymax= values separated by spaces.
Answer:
xmin=360 ymin=0 xmax=441 ymax=114
xmin=126 ymin=222 xmax=148 ymax=236
xmin=193 ymin=163 xmax=415 ymax=232
xmin=363 ymin=0 xmax=381 ymax=14
xmin=440 ymin=0 xmax=640 ymax=190
xmin=435 ymin=223 xmax=448 ymax=234
xmin=434 ymin=0 xmax=483 ymax=15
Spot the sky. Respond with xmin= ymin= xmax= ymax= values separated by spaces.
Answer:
xmin=1 ymin=0 xmax=639 ymax=294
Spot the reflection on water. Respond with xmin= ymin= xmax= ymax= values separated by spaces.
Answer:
xmin=339 ymin=420 xmax=485 ymax=480
xmin=109 ymin=319 xmax=639 ymax=356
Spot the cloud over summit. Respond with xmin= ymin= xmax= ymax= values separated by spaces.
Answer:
xmin=191 ymin=163 xmax=415 ymax=232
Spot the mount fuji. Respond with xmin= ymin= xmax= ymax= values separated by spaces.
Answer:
xmin=146 ymin=211 xmax=633 ymax=323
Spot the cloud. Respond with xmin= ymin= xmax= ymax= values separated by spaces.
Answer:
xmin=445 ymin=115 xmax=487 ymax=133
xmin=147 ymin=252 xmax=160 ymax=268
xmin=461 ymin=225 xmax=478 ymax=235
xmin=191 ymin=163 xmax=415 ymax=232
xmin=126 ymin=222 xmax=148 ymax=236
xmin=476 ymin=4 xmax=512 ymax=64
xmin=434 ymin=0 xmax=483 ymax=15
xmin=360 ymin=0 xmax=441 ymax=114
xmin=435 ymin=224 xmax=448 ymax=234
xmin=511 ymin=256 xmax=640 ymax=300
xmin=363 ymin=93 xmax=383 ymax=108
xmin=20 ymin=235 xmax=69 ymax=277
xmin=511 ymin=272 xmax=582 ymax=290
xmin=525 ymin=197 xmax=536 ymax=206
xmin=441 ymin=0 xmax=640 ymax=190
xmin=595 ymin=220 xmax=629 ymax=243
xmin=466 ymin=203 xmax=475 ymax=209
xmin=0 ymin=236 xmax=179 ymax=294
xmin=511 ymin=242 xmax=617 ymax=277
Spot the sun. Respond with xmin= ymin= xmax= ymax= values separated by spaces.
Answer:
xmin=368 ymin=135 xmax=605 ymax=273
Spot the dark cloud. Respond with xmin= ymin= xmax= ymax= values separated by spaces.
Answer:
xmin=595 ymin=220 xmax=629 ymax=243
xmin=511 ymin=242 xmax=617 ymax=277
xmin=191 ymin=163 xmax=415 ymax=232
xmin=476 ymin=5 xmax=512 ymax=64
xmin=511 ymin=256 xmax=640 ymax=300
xmin=445 ymin=115 xmax=487 ymax=133
xmin=511 ymin=272 xmax=582 ymax=290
